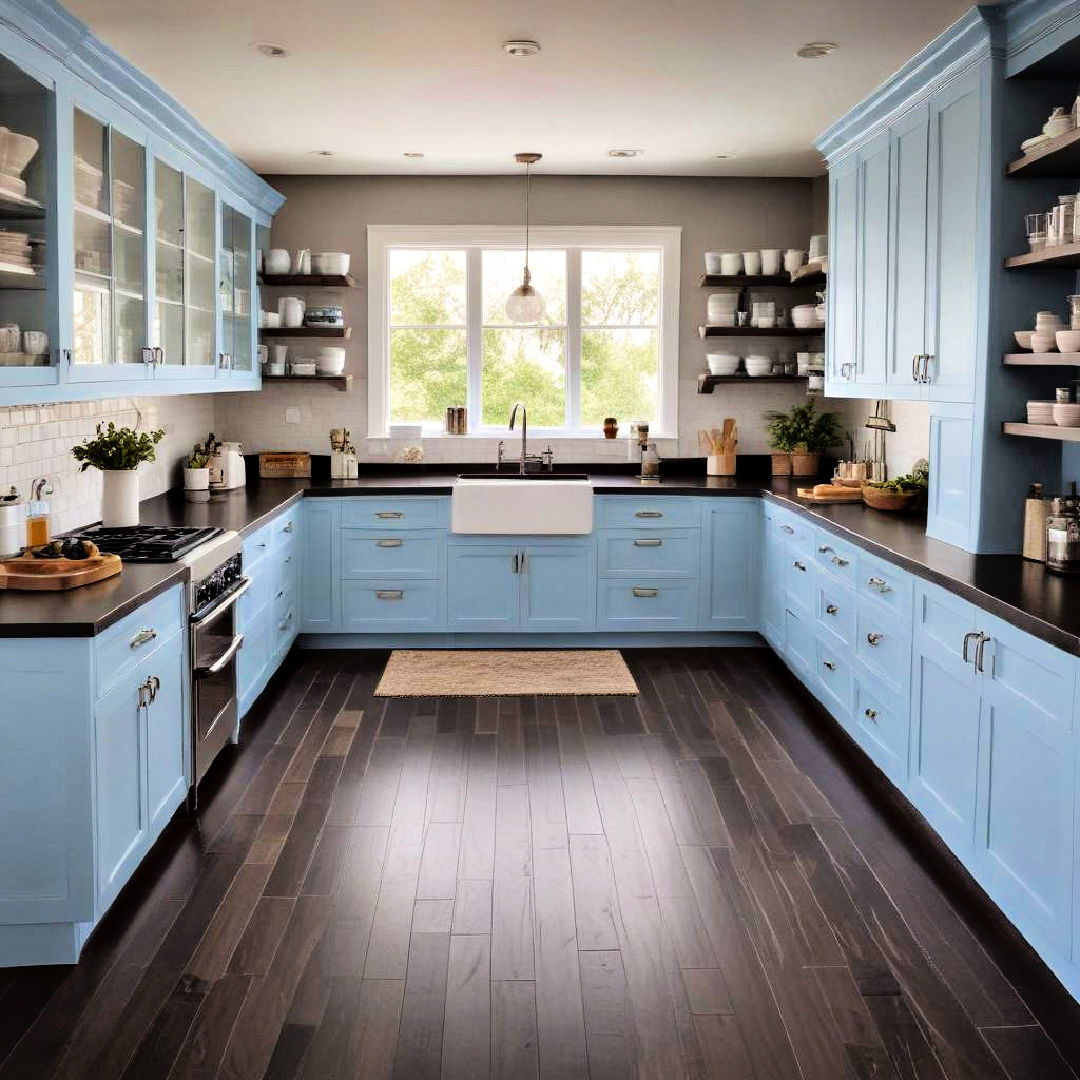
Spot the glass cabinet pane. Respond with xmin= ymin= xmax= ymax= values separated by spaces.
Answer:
xmin=111 ymin=131 xmax=145 ymax=363
xmin=185 ymin=177 xmax=214 ymax=366
xmin=221 ymin=203 xmax=251 ymax=372
xmin=154 ymin=160 xmax=184 ymax=364
xmin=0 ymin=54 xmax=51 ymax=367
xmin=73 ymin=110 xmax=111 ymax=364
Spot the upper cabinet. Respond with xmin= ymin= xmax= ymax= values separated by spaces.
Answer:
xmin=0 ymin=8 xmax=282 ymax=405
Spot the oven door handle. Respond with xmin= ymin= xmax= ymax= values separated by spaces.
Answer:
xmin=196 ymin=633 xmax=245 ymax=678
xmin=191 ymin=577 xmax=252 ymax=626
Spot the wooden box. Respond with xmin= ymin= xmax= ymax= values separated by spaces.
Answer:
xmin=258 ymin=452 xmax=311 ymax=478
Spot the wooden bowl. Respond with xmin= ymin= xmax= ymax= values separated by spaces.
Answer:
xmin=861 ymin=485 xmax=918 ymax=512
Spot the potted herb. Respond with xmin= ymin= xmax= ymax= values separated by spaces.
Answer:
xmin=184 ymin=449 xmax=211 ymax=491
xmin=764 ymin=400 xmax=844 ymax=477
xmin=862 ymin=472 xmax=929 ymax=512
xmin=71 ymin=422 xmax=165 ymax=526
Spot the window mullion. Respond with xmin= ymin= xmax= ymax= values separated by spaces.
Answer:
xmin=566 ymin=248 xmax=582 ymax=432
xmin=466 ymin=247 xmax=482 ymax=432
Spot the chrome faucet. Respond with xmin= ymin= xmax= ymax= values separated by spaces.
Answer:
xmin=508 ymin=402 xmax=530 ymax=475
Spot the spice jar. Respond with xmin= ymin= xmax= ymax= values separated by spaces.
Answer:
xmin=603 ymin=417 xmax=619 ymax=439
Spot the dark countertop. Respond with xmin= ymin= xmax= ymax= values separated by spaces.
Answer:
xmin=3 ymin=468 xmax=1080 ymax=655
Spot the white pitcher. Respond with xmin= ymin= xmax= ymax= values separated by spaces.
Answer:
xmin=279 ymin=296 xmax=306 ymax=328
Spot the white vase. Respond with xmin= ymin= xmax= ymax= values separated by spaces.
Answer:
xmin=184 ymin=467 xmax=210 ymax=491
xmin=101 ymin=468 xmax=140 ymax=527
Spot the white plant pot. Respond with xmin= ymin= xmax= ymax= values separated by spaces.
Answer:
xmin=101 ymin=468 xmax=140 ymax=527
xmin=184 ymin=467 xmax=210 ymax=491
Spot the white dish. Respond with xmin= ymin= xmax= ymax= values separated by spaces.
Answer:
xmin=704 ymin=251 xmax=722 ymax=275
xmin=1014 ymin=330 xmax=1034 ymax=350
xmin=1056 ymin=330 xmax=1080 ymax=353
xmin=0 ymin=129 xmax=39 ymax=180
xmin=312 ymin=251 xmax=351 ymax=275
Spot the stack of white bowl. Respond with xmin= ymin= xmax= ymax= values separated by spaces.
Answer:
xmin=317 ymin=345 xmax=347 ymax=375
xmin=1031 ymin=311 xmax=1065 ymax=352
xmin=745 ymin=352 xmax=773 ymax=378
xmin=1027 ymin=400 xmax=1056 ymax=424
xmin=1054 ymin=402 xmax=1080 ymax=427
xmin=706 ymin=352 xmax=739 ymax=376
xmin=792 ymin=303 xmax=823 ymax=329
xmin=706 ymin=291 xmax=738 ymax=326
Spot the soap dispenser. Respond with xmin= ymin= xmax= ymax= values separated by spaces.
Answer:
xmin=25 ymin=477 xmax=54 ymax=548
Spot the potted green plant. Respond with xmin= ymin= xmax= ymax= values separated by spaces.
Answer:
xmin=184 ymin=449 xmax=211 ymax=491
xmin=764 ymin=400 xmax=844 ymax=477
xmin=764 ymin=408 xmax=798 ymax=476
xmin=71 ymin=422 xmax=165 ymax=526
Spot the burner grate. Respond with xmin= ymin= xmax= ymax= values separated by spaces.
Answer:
xmin=76 ymin=524 xmax=224 ymax=562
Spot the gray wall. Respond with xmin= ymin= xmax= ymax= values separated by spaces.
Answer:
xmin=218 ymin=174 xmax=838 ymax=459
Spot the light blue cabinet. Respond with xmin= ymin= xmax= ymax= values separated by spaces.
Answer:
xmin=300 ymin=499 xmax=340 ymax=633
xmin=701 ymin=500 xmax=756 ymax=630
xmin=826 ymin=153 xmax=858 ymax=389
xmin=855 ymin=130 xmax=891 ymax=388
xmin=520 ymin=543 xmax=595 ymax=631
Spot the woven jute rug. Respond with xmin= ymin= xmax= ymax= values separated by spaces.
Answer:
xmin=374 ymin=649 xmax=639 ymax=697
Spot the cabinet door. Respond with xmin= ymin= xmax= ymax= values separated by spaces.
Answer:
xmin=976 ymin=620 xmax=1076 ymax=953
xmin=856 ymin=130 xmax=890 ymax=388
xmin=926 ymin=405 xmax=974 ymax=549
xmin=145 ymin=630 xmax=187 ymax=836
xmin=925 ymin=70 xmax=980 ymax=403
xmin=703 ymin=501 xmax=755 ymax=629
xmin=237 ymin=601 xmax=270 ymax=718
xmin=93 ymin=669 xmax=148 ymax=910
xmin=447 ymin=544 xmax=519 ymax=630
xmin=887 ymin=103 xmax=930 ymax=394
xmin=825 ymin=154 xmax=858 ymax=391
xmin=520 ymin=543 xmax=594 ymax=631
xmin=760 ymin=511 xmax=784 ymax=647
xmin=908 ymin=582 xmax=981 ymax=855
xmin=301 ymin=499 xmax=340 ymax=632
xmin=220 ymin=202 xmax=253 ymax=374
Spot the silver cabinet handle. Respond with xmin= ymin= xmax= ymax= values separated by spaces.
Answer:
xmin=825 ymin=604 xmax=838 ymax=616
xmin=866 ymin=632 xmax=883 ymax=646
xmin=633 ymin=587 xmax=659 ymax=597
xmin=278 ymin=614 xmax=293 ymax=631
xmin=276 ymin=589 xmax=285 ymax=599
xmin=196 ymin=634 xmax=244 ymax=677
xmin=962 ymin=631 xmax=979 ymax=664
xmin=376 ymin=511 xmax=404 ymax=519
xmin=634 ymin=538 xmax=663 ymax=547
xmin=921 ymin=354 xmax=933 ymax=383
xmin=864 ymin=708 xmax=878 ymax=720
xmin=781 ymin=524 xmax=794 ymax=535
xmin=377 ymin=538 xmax=403 ymax=547
xmin=519 ymin=551 xmax=527 ymax=573
xmin=512 ymin=553 xmax=520 ymax=574
xmin=376 ymin=590 xmax=404 ymax=600
xmin=130 ymin=628 xmax=157 ymax=649
xmin=284 ymin=555 xmax=292 ymax=564
xmin=975 ymin=632 xmax=990 ymax=674
xmin=818 ymin=545 xmax=833 ymax=554
xmin=823 ymin=660 xmax=836 ymax=671
xmin=867 ymin=577 xmax=890 ymax=593
xmin=793 ymin=560 xmax=807 ymax=572
xmin=253 ymin=542 xmax=268 ymax=550
xmin=635 ymin=510 xmax=663 ymax=518
xmin=831 ymin=555 xmax=849 ymax=567
xmin=282 ymin=521 xmax=294 ymax=533
xmin=912 ymin=353 xmax=921 ymax=382
xmin=137 ymin=675 xmax=160 ymax=707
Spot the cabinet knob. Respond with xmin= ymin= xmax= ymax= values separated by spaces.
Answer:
xmin=864 ymin=707 xmax=878 ymax=720
xmin=831 ymin=555 xmax=849 ymax=567
xmin=130 ymin=627 xmax=157 ymax=649
xmin=822 ymin=660 xmax=836 ymax=671
xmin=282 ymin=522 xmax=295 ymax=533
xmin=793 ymin=560 xmax=807 ymax=572
xmin=781 ymin=524 xmax=794 ymax=535
xmin=867 ymin=577 xmax=890 ymax=593
xmin=825 ymin=603 xmax=838 ymax=615
xmin=866 ymin=632 xmax=884 ymax=646
xmin=633 ymin=587 xmax=659 ymax=598
xmin=818 ymin=545 xmax=832 ymax=554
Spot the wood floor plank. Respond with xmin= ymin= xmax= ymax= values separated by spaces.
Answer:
xmin=354 ymin=737 xmax=407 ymax=826
xmin=364 ymin=827 xmax=425 ymax=980
xmin=458 ymin=734 xmax=498 ymax=882
xmin=442 ymin=935 xmax=492 ymax=1080
xmin=452 ymin=879 xmax=493 ymax=935
xmin=413 ymin=899 xmax=455 ymax=934
xmin=227 ymin=896 xmax=293 ymax=977
xmin=693 ymin=1014 xmax=755 ymax=1079
xmin=492 ymin=980 xmax=539 ymax=1080
xmin=681 ymin=967 xmax=734 ymax=1015
xmin=427 ymin=732 xmax=469 ymax=823
xmin=186 ymin=862 xmax=273 ymax=983
xmin=417 ymin=822 xmax=463 ymax=900
xmin=335 ymin=825 xmax=390 ymax=922
xmin=578 ymin=950 xmax=633 ymax=1078
xmin=568 ymin=834 xmax=620 ymax=951
xmin=981 ymin=1023 xmax=1078 ymax=1080
xmin=492 ymin=785 xmax=534 ymax=982
xmin=393 ymin=932 xmax=451 ymax=1079
xmin=165 ymin=972 xmax=251 ymax=1080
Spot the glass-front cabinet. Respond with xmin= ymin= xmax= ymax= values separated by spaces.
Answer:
xmin=220 ymin=203 xmax=253 ymax=373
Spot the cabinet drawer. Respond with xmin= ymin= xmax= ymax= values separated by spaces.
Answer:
xmin=271 ymin=540 xmax=300 ymax=598
xmin=271 ymin=505 xmax=301 ymax=548
xmin=598 ymin=529 xmax=699 ymax=576
xmin=237 ymin=561 xmax=270 ymax=624
xmin=343 ymin=531 xmax=442 ymax=578
xmin=811 ymin=533 xmax=858 ymax=584
xmin=784 ymin=546 xmax=815 ymax=614
xmin=783 ymin=606 xmax=813 ymax=674
xmin=856 ymin=596 xmax=911 ymax=690
xmin=815 ymin=576 xmax=855 ymax=648
xmin=597 ymin=579 xmax=696 ymax=630
xmin=343 ymin=580 xmax=442 ymax=630
xmin=243 ymin=524 xmax=274 ymax=567
xmin=814 ymin=633 xmax=854 ymax=716
xmin=596 ymin=497 xmax=700 ymax=529
xmin=766 ymin=503 xmax=814 ymax=545
xmin=94 ymin=585 xmax=184 ymax=699
xmin=272 ymin=588 xmax=297 ymax=654
xmin=341 ymin=498 xmax=446 ymax=529
xmin=856 ymin=551 xmax=913 ymax=618
xmin=853 ymin=673 xmax=909 ymax=784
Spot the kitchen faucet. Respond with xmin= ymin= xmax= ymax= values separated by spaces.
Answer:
xmin=508 ymin=401 xmax=532 ymax=475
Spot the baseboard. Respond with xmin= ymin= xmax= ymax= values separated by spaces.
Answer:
xmin=297 ymin=631 xmax=767 ymax=650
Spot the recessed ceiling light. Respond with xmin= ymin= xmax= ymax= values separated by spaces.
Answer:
xmin=309 ymin=150 xmax=334 ymax=157
xmin=251 ymin=41 xmax=289 ymax=58
xmin=796 ymin=41 xmax=837 ymax=59
xmin=403 ymin=152 xmax=425 ymax=158
xmin=502 ymin=39 xmax=541 ymax=57
xmin=608 ymin=148 xmax=643 ymax=158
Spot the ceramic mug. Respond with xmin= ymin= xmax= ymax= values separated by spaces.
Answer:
xmin=264 ymin=249 xmax=291 ymax=275
xmin=21 ymin=330 xmax=47 ymax=355
xmin=279 ymin=296 xmax=305 ymax=328
xmin=266 ymin=360 xmax=285 ymax=376
xmin=0 ymin=324 xmax=19 ymax=352
xmin=742 ymin=251 xmax=762 ymax=275
xmin=292 ymin=249 xmax=311 ymax=275
xmin=808 ymin=234 xmax=828 ymax=261
xmin=760 ymin=249 xmax=782 ymax=275
xmin=718 ymin=251 xmax=743 ymax=275
xmin=784 ymin=249 xmax=806 ymax=273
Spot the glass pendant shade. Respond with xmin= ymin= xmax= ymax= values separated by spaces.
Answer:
xmin=505 ymin=266 xmax=546 ymax=323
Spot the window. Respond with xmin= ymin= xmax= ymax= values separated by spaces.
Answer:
xmin=369 ymin=226 xmax=680 ymax=437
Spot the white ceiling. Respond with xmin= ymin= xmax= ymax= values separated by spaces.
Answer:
xmin=66 ymin=0 xmax=973 ymax=177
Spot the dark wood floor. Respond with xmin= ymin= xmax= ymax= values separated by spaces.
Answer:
xmin=1 ymin=648 xmax=1079 ymax=1079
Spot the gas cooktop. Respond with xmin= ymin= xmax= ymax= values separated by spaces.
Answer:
xmin=77 ymin=524 xmax=224 ymax=563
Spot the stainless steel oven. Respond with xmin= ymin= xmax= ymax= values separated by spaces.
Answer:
xmin=189 ymin=546 xmax=248 ymax=790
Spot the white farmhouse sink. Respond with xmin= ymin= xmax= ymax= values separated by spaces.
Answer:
xmin=451 ymin=477 xmax=594 ymax=534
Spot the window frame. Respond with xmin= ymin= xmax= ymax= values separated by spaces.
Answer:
xmin=367 ymin=224 xmax=681 ymax=438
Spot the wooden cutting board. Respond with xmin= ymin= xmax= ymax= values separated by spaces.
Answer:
xmin=796 ymin=486 xmax=864 ymax=503
xmin=259 ymin=452 xmax=311 ymax=478
xmin=0 ymin=542 xmax=122 ymax=590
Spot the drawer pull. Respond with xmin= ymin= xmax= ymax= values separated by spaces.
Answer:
xmin=633 ymin=587 xmax=659 ymax=598
xmin=137 ymin=675 xmax=160 ymax=707
xmin=634 ymin=538 xmax=663 ymax=547
xmin=276 ymin=589 xmax=285 ymax=600
xmin=635 ymin=510 xmax=663 ymax=518
xmin=822 ymin=660 xmax=836 ymax=671
xmin=831 ymin=556 xmax=849 ymax=567
xmin=825 ymin=604 xmax=838 ymax=616
xmin=781 ymin=524 xmax=794 ymax=535
xmin=376 ymin=511 xmax=404 ymax=519
xmin=864 ymin=707 xmax=878 ymax=720
xmin=282 ymin=521 xmax=295 ymax=533
xmin=284 ymin=555 xmax=292 ymax=564
xmin=253 ymin=541 xmax=268 ymax=550
xmin=818 ymin=545 xmax=833 ymax=554
xmin=130 ymin=628 xmax=157 ymax=649
xmin=867 ymin=577 xmax=891 ymax=593
xmin=377 ymin=538 xmax=404 ymax=548
xmin=866 ymin=632 xmax=884 ymax=646
xmin=376 ymin=590 xmax=405 ymax=600
xmin=279 ymin=614 xmax=293 ymax=631
xmin=793 ymin=560 xmax=807 ymax=572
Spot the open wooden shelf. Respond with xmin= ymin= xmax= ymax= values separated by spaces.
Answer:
xmin=0 ymin=191 xmax=44 ymax=221
xmin=698 ymin=325 xmax=823 ymax=338
xmin=1003 ymin=421 xmax=1080 ymax=442
xmin=697 ymin=373 xmax=809 ymax=393
xmin=261 ymin=373 xmax=352 ymax=391
xmin=258 ymin=273 xmax=356 ymax=288
xmin=1005 ymin=242 xmax=1080 ymax=269
xmin=699 ymin=268 xmax=826 ymax=288
xmin=1004 ymin=352 xmax=1080 ymax=366
xmin=0 ymin=263 xmax=43 ymax=290
xmin=259 ymin=326 xmax=351 ymax=339
xmin=1007 ymin=127 xmax=1080 ymax=177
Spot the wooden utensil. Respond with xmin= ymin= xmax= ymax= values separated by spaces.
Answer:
xmin=707 ymin=418 xmax=737 ymax=476
xmin=0 ymin=541 xmax=121 ymax=590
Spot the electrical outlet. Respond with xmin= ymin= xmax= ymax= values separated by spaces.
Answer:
xmin=285 ymin=407 xmax=302 ymax=424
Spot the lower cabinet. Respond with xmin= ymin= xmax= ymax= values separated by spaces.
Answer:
xmin=701 ymin=500 xmax=757 ymax=630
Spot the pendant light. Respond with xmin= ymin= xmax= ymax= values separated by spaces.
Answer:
xmin=505 ymin=152 xmax=545 ymax=323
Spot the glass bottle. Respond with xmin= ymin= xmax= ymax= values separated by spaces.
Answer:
xmin=25 ymin=478 xmax=53 ymax=547
xmin=640 ymin=442 xmax=661 ymax=479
